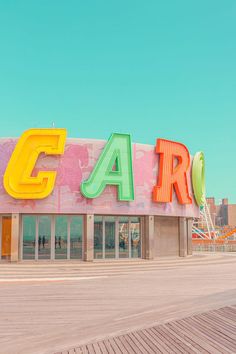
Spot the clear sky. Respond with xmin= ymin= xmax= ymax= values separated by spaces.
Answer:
xmin=0 ymin=1 xmax=236 ymax=202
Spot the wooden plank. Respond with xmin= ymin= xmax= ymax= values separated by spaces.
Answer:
xmin=215 ymin=307 xmax=236 ymax=322
xmin=161 ymin=324 xmax=197 ymax=354
xmin=198 ymin=313 xmax=236 ymax=339
xmin=183 ymin=317 xmax=234 ymax=353
xmin=58 ymin=305 xmax=236 ymax=354
xmin=140 ymin=329 xmax=163 ymax=353
xmin=145 ymin=327 xmax=174 ymax=354
xmin=162 ymin=323 xmax=197 ymax=353
xmin=86 ymin=344 xmax=96 ymax=354
xmin=117 ymin=334 xmax=137 ymax=354
xmin=97 ymin=341 xmax=108 ymax=354
xmin=222 ymin=306 xmax=236 ymax=314
xmin=113 ymin=336 xmax=129 ymax=354
xmin=126 ymin=333 xmax=145 ymax=353
xmin=105 ymin=338 xmax=122 ymax=354
xmin=203 ymin=310 xmax=236 ymax=329
xmin=131 ymin=330 xmax=156 ymax=353
xmin=102 ymin=339 xmax=115 ymax=354
xmin=74 ymin=348 xmax=83 ymax=354
xmin=210 ymin=310 xmax=236 ymax=329
xmin=90 ymin=342 xmax=101 ymax=354
xmin=165 ymin=322 xmax=209 ymax=353
xmin=153 ymin=326 xmax=185 ymax=353
xmin=189 ymin=314 xmax=236 ymax=351
xmin=78 ymin=345 xmax=89 ymax=354
xmin=171 ymin=319 xmax=223 ymax=354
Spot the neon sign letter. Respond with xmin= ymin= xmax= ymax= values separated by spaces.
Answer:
xmin=4 ymin=128 xmax=66 ymax=199
xmin=81 ymin=133 xmax=134 ymax=201
xmin=153 ymin=139 xmax=192 ymax=204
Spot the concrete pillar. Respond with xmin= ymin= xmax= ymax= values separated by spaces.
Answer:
xmin=84 ymin=214 xmax=94 ymax=261
xmin=179 ymin=217 xmax=187 ymax=257
xmin=11 ymin=213 xmax=20 ymax=262
xmin=187 ymin=218 xmax=193 ymax=255
xmin=144 ymin=215 xmax=154 ymax=260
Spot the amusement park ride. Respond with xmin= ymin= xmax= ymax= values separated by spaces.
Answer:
xmin=192 ymin=202 xmax=236 ymax=241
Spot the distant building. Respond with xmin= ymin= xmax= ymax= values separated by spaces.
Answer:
xmin=206 ymin=197 xmax=236 ymax=228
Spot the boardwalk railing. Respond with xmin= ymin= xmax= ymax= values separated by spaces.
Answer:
xmin=193 ymin=239 xmax=236 ymax=252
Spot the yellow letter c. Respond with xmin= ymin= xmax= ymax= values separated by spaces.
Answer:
xmin=3 ymin=128 xmax=66 ymax=199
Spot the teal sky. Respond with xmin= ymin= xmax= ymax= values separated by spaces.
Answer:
xmin=0 ymin=1 xmax=236 ymax=203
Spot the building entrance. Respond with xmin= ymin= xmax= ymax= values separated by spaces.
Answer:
xmin=94 ymin=216 xmax=142 ymax=259
xmin=22 ymin=215 xmax=83 ymax=260
xmin=1 ymin=216 xmax=12 ymax=260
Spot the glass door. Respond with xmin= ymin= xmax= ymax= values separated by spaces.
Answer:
xmin=118 ymin=216 xmax=129 ymax=258
xmin=55 ymin=216 xmax=68 ymax=259
xmin=94 ymin=216 xmax=103 ymax=259
xmin=22 ymin=215 xmax=36 ymax=260
xmin=105 ymin=216 xmax=116 ymax=259
xmin=38 ymin=216 xmax=51 ymax=260
xmin=1 ymin=216 xmax=12 ymax=260
xmin=70 ymin=216 xmax=83 ymax=259
xmin=94 ymin=216 xmax=142 ymax=260
xmin=130 ymin=217 xmax=141 ymax=258
xmin=22 ymin=215 xmax=84 ymax=261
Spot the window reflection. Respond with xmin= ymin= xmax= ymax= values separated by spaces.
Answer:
xmin=55 ymin=216 xmax=68 ymax=259
xmin=23 ymin=216 xmax=36 ymax=260
xmin=38 ymin=216 xmax=51 ymax=259
xmin=21 ymin=214 xmax=141 ymax=261
xmin=94 ymin=216 xmax=103 ymax=259
xmin=22 ymin=215 xmax=84 ymax=261
xmin=105 ymin=216 xmax=115 ymax=259
xmin=70 ymin=216 xmax=83 ymax=259
xmin=131 ymin=217 xmax=141 ymax=258
xmin=94 ymin=216 xmax=142 ymax=259
xmin=119 ymin=217 xmax=129 ymax=258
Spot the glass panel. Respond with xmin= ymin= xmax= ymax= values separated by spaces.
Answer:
xmin=105 ymin=216 xmax=115 ymax=259
xmin=70 ymin=216 xmax=83 ymax=259
xmin=55 ymin=216 xmax=68 ymax=259
xmin=23 ymin=216 xmax=36 ymax=260
xmin=130 ymin=217 xmax=141 ymax=258
xmin=118 ymin=216 xmax=129 ymax=258
xmin=38 ymin=215 xmax=51 ymax=259
xmin=94 ymin=216 xmax=103 ymax=259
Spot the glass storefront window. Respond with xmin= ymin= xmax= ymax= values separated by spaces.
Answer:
xmin=70 ymin=216 xmax=83 ymax=259
xmin=22 ymin=215 xmax=84 ymax=261
xmin=23 ymin=216 xmax=36 ymax=260
xmin=118 ymin=216 xmax=129 ymax=258
xmin=21 ymin=214 xmax=141 ymax=261
xmin=38 ymin=215 xmax=51 ymax=260
xmin=131 ymin=217 xmax=141 ymax=258
xmin=94 ymin=216 xmax=142 ymax=260
xmin=105 ymin=216 xmax=116 ymax=259
xmin=94 ymin=216 xmax=103 ymax=259
xmin=55 ymin=216 xmax=68 ymax=259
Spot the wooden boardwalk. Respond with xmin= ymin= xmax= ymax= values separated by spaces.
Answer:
xmin=56 ymin=305 xmax=236 ymax=354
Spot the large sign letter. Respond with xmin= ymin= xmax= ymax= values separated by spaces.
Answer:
xmin=81 ymin=133 xmax=134 ymax=201
xmin=192 ymin=151 xmax=206 ymax=206
xmin=4 ymin=128 xmax=66 ymax=199
xmin=153 ymin=139 xmax=192 ymax=204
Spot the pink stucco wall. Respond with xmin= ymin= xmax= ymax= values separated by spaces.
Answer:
xmin=0 ymin=138 xmax=199 ymax=217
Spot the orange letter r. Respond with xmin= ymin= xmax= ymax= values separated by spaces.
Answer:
xmin=153 ymin=139 xmax=192 ymax=204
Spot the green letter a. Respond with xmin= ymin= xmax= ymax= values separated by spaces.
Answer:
xmin=81 ymin=133 xmax=134 ymax=201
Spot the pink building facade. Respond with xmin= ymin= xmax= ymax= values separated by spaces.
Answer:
xmin=0 ymin=137 xmax=198 ymax=262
